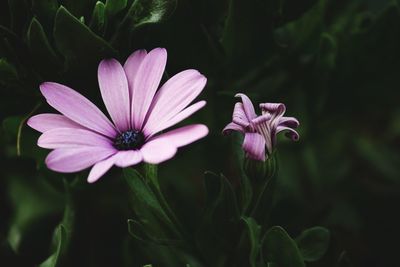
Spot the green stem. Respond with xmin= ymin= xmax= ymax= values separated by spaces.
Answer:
xmin=142 ymin=164 xmax=186 ymax=239
xmin=17 ymin=102 xmax=41 ymax=156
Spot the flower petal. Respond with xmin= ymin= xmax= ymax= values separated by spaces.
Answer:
xmin=87 ymin=154 xmax=117 ymax=183
xmin=143 ymin=69 xmax=207 ymax=134
xmin=148 ymin=124 xmax=208 ymax=148
xmin=276 ymin=126 xmax=300 ymax=141
xmin=222 ymin=122 xmax=245 ymax=135
xmin=232 ymin=102 xmax=251 ymax=129
xmin=114 ymin=150 xmax=142 ymax=167
xmin=27 ymin=113 xmax=82 ymax=133
xmin=38 ymin=128 xmax=113 ymax=149
xmin=40 ymin=82 xmax=117 ymax=137
xmin=140 ymin=139 xmax=177 ymax=164
xmin=131 ymin=48 xmax=167 ymax=130
xmin=260 ymin=103 xmax=286 ymax=118
xmin=144 ymin=100 xmax=206 ymax=137
xmin=45 ymin=147 xmax=117 ymax=173
xmin=98 ymin=58 xmax=130 ymax=131
xmin=278 ymin=116 xmax=299 ymax=128
xmin=124 ymin=49 xmax=147 ymax=99
xmin=235 ymin=93 xmax=257 ymax=120
xmin=251 ymin=114 xmax=272 ymax=125
xmin=242 ymin=132 xmax=266 ymax=161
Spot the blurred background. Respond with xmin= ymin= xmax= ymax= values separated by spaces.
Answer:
xmin=1 ymin=0 xmax=400 ymax=266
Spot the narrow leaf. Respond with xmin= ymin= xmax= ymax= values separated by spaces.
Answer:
xmin=54 ymin=6 xmax=116 ymax=71
xmin=27 ymin=18 xmax=62 ymax=73
xmin=105 ymin=0 xmax=128 ymax=17
xmin=90 ymin=1 xmax=107 ymax=35
xmin=242 ymin=217 xmax=261 ymax=267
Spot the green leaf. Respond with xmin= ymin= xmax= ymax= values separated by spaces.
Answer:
xmin=195 ymin=172 xmax=240 ymax=261
xmin=6 ymin=168 xmax=64 ymax=255
xmin=124 ymin=168 xmax=171 ymax=224
xmin=124 ymin=168 xmax=182 ymax=243
xmin=126 ymin=0 xmax=177 ymax=29
xmin=262 ymin=226 xmax=305 ymax=267
xmin=8 ymin=0 xmax=29 ymax=34
xmin=105 ymin=0 xmax=128 ymax=17
xmin=27 ymin=18 xmax=62 ymax=73
xmin=222 ymin=0 xmax=278 ymax=71
xmin=32 ymin=0 xmax=59 ymax=26
xmin=54 ymin=6 xmax=117 ymax=71
xmin=211 ymin=173 xmax=240 ymax=222
xmin=39 ymin=225 xmax=67 ymax=267
xmin=127 ymin=219 xmax=182 ymax=246
xmin=90 ymin=1 xmax=107 ymax=35
xmin=0 ymin=58 xmax=18 ymax=84
xmin=242 ymin=217 xmax=261 ymax=267
xmin=62 ymin=0 xmax=95 ymax=17
xmin=2 ymin=104 xmax=43 ymax=159
xmin=143 ymin=163 xmax=159 ymax=189
xmin=203 ymin=171 xmax=221 ymax=205
xmin=295 ymin=226 xmax=330 ymax=262
xmin=317 ymin=33 xmax=337 ymax=71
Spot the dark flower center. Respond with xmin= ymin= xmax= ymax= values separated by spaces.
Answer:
xmin=114 ymin=130 xmax=145 ymax=150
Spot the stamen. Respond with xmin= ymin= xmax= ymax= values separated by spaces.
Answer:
xmin=114 ymin=130 xmax=144 ymax=150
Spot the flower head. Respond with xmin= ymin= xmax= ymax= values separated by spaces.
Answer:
xmin=28 ymin=48 xmax=208 ymax=183
xmin=223 ymin=93 xmax=299 ymax=161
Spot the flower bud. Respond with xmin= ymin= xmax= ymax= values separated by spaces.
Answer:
xmin=243 ymin=152 xmax=278 ymax=183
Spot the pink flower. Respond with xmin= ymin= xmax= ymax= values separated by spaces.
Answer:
xmin=28 ymin=48 xmax=208 ymax=183
xmin=223 ymin=93 xmax=299 ymax=161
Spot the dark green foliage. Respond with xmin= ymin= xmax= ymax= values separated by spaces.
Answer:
xmin=295 ymin=226 xmax=330 ymax=262
xmin=1 ymin=0 xmax=400 ymax=266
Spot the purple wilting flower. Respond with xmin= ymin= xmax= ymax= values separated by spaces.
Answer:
xmin=28 ymin=48 xmax=208 ymax=183
xmin=223 ymin=93 xmax=299 ymax=161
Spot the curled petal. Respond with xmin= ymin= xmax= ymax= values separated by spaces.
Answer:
xmin=276 ymin=126 xmax=300 ymax=141
xmin=232 ymin=102 xmax=251 ymax=129
xmin=235 ymin=93 xmax=257 ymax=120
xmin=251 ymin=114 xmax=271 ymax=126
xmin=278 ymin=116 xmax=299 ymax=128
xmin=222 ymin=122 xmax=245 ymax=135
xmin=242 ymin=132 xmax=266 ymax=161
xmin=259 ymin=103 xmax=286 ymax=118
xmin=259 ymin=103 xmax=286 ymax=140
xmin=27 ymin=114 xmax=83 ymax=133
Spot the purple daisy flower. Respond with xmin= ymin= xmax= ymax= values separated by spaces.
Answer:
xmin=28 ymin=48 xmax=208 ymax=183
xmin=223 ymin=93 xmax=299 ymax=161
